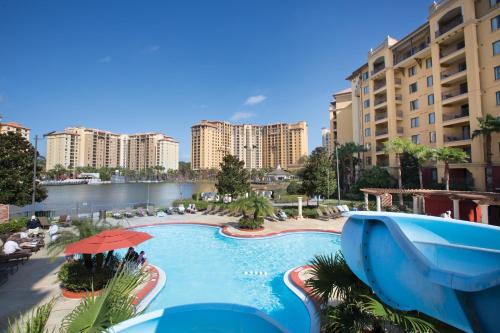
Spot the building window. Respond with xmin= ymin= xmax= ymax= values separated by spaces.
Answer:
xmin=365 ymin=143 xmax=371 ymax=151
xmin=364 ymin=99 xmax=370 ymax=108
xmin=428 ymin=94 xmax=435 ymax=106
xmin=363 ymin=86 xmax=369 ymax=94
xmin=426 ymin=58 xmax=432 ymax=69
xmin=411 ymin=134 xmax=421 ymax=144
xmin=494 ymin=41 xmax=500 ymax=56
xmin=427 ymin=75 xmax=433 ymax=87
xmin=365 ymin=128 xmax=371 ymax=137
xmin=411 ymin=117 xmax=420 ymax=128
xmin=495 ymin=66 xmax=500 ymax=80
xmin=364 ymin=113 xmax=370 ymax=123
xmin=410 ymin=99 xmax=420 ymax=110
xmin=366 ymin=156 xmax=372 ymax=166
xmin=431 ymin=168 xmax=438 ymax=181
xmin=429 ymin=131 xmax=436 ymax=143
xmin=491 ymin=0 xmax=500 ymax=7
xmin=408 ymin=66 xmax=416 ymax=77
xmin=362 ymin=71 xmax=369 ymax=81
xmin=429 ymin=112 xmax=435 ymax=124
xmin=409 ymin=82 xmax=418 ymax=93
xmin=496 ymin=91 xmax=500 ymax=105
xmin=492 ymin=15 xmax=500 ymax=31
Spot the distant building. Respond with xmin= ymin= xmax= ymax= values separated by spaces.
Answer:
xmin=46 ymin=127 xmax=179 ymax=171
xmin=191 ymin=120 xmax=308 ymax=170
xmin=329 ymin=88 xmax=356 ymax=148
xmin=0 ymin=121 xmax=30 ymax=140
xmin=321 ymin=127 xmax=331 ymax=152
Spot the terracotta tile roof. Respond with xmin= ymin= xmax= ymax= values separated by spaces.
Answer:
xmin=1 ymin=122 xmax=30 ymax=130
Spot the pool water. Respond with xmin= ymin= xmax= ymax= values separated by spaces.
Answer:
xmin=135 ymin=225 xmax=341 ymax=333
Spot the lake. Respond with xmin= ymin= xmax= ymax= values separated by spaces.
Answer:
xmin=25 ymin=182 xmax=215 ymax=216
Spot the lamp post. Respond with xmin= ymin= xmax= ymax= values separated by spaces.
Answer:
xmin=32 ymin=131 xmax=55 ymax=216
xmin=334 ymin=141 xmax=341 ymax=205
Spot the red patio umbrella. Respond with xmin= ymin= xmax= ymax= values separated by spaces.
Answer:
xmin=64 ymin=229 xmax=153 ymax=255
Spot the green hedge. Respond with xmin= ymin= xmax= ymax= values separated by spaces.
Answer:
xmin=238 ymin=217 xmax=264 ymax=229
xmin=0 ymin=217 xmax=29 ymax=235
xmin=282 ymin=206 xmax=319 ymax=219
xmin=58 ymin=260 xmax=114 ymax=292
xmin=273 ymin=194 xmax=309 ymax=204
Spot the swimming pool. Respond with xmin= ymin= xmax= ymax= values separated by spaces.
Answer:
xmin=133 ymin=224 xmax=341 ymax=333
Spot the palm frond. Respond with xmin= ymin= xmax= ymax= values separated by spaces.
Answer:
xmin=360 ymin=295 xmax=437 ymax=333
xmin=7 ymin=298 xmax=56 ymax=333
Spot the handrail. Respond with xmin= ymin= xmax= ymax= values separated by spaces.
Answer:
xmin=442 ymin=87 xmax=468 ymax=100
xmin=444 ymin=134 xmax=471 ymax=142
xmin=375 ymin=113 xmax=388 ymax=121
xmin=374 ymin=97 xmax=387 ymax=106
xmin=441 ymin=66 xmax=466 ymax=80
xmin=376 ymin=129 xmax=388 ymax=136
xmin=443 ymin=111 xmax=469 ymax=121
xmin=394 ymin=43 xmax=429 ymax=65
xmin=440 ymin=42 xmax=465 ymax=58
xmin=435 ymin=16 xmax=463 ymax=37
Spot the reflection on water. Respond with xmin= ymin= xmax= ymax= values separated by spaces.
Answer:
xmin=28 ymin=182 xmax=215 ymax=215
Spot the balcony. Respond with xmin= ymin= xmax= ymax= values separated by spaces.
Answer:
xmin=397 ymin=127 xmax=404 ymax=135
xmin=443 ymin=109 xmax=470 ymax=126
xmin=435 ymin=16 xmax=463 ymax=38
xmin=394 ymin=43 xmax=430 ymax=66
xmin=376 ymin=145 xmax=386 ymax=154
xmin=444 ymin=134 xmax=471 ymax=147
xmin=394 ymin=78 xmax=402 ymax=87
xmin=375 ymin=112 xmax=388 ymax=123
xmin=440 ymin=42 xmax=465 ymax=64
xmin=373 ymin=80 xmax=387 ymax=93
xmin=374 ymin=96 xmax=387 ymax=107
xmin=396 ymin=110 xmax=404 ymax=119
xmin=441 ymin=66 xmax=467 ymax=85
xmin=395 ymin=94 xmax=403 ymax=104
xmin=375 ymin=128 xmax=389 ymax=138
xmin=442 ymin=87 xmax=468 ymax=105
xmin=371 ymin=65 xmax=385 ymax=76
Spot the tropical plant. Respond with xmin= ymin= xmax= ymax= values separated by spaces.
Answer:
xmin=335 ymin=142 xmax=367 ymax=192
xmin=286 ymin=181 xmax=302 ymax=195
xmin=60 ymin=268 xmax=145 ymax=333
xmin=301 ymin=147 xmax=337 ymax=204
xmin=472 ymin=114 xmax=500 ymax=192
xmin=306 ymin=252 xmax=437 ymax=333
xmin=231 ymin=196 xmax=274 ymax=229
xmin=350 ymin=166 xmax=396 ymax=198
xmin=215 ymin=155 xmax=251 ymax=197
xmin=7 ymin=298 xmax=56 ymax=333
xmin=0 ymin=132 xmax=48 ymax=206
xmin=408 ymin=145 xmax=435 ymax=189
xmin=433 ymin=147 xmax=469 ymax=190
xmin=58 ymin=260 xmax=116 ymax=292
xmin=383 ymin=138 xmax=414 ymax=206
xmin=47 ymin=219 xmax=115 ymax=269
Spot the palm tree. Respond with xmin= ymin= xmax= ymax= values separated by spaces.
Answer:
xmin=48 ymin=219 xmax=115 ymax=269
xmin=408 ymin=145 xmax=435 ymax=189
xmin=7 ymin=298 xmax=56 ymax=333
xmin=383 ymin=138 xmax=413 ymax=205
xmin=61 ymin=268 xmax=145 ymax=333
xmin=306 ymin=253 xmax=437 ymax=333
xmin=336 ymin=143 xmax=367 ymax=191
xmin=231 ymin=196 xmax=274 ymax=222
xmin=434 ymin=147 xmax=469 ymax=190
xmin=472 ymin=114 xmax=500 ymax=191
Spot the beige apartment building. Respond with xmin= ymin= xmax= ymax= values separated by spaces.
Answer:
xmin=329 ymin=88 xmax=356 ymax=149
xmin=0 ymin=122 xmax=30 ymax=140
xmin=191 ymin=120 xmax=308 ymax=170
xmin=336 ymin=0 xmax=500 ymax=191
xmin=46 ymin=127 xmax=179 ymax=171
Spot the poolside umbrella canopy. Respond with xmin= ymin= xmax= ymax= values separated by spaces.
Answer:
xmin=64 ymin=229 xmax=153 ymax=255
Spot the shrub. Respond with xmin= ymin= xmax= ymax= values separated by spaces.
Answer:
xmin=273 ymin=194 xmax=309 ymax=204
xmin=283 ymin=208 xmax=298 ymax=218
xmin=58 ymin=260 xmax=114 ymax=292
xmin=286 ymin=181 xmax=302 ymax=195
xmin=303 ymin=207 xmax=319 ymax=219
xmin=0 ymin=217 xmax=29 ymax=236
xmin=238 ymin=217 xmax=264 ymax=230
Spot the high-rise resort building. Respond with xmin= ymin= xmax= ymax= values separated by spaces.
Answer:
xmin=46 ymin=127 xmax=179 ymax=171
xmin=321 ymin=127 xmax=331 ymax=152
xmin=332 ymin=0 xmax=500 ymax=191
xmin=0 ymin=121 xmax=30 ymax=140
xmin=191 ymin=120 xmax=308 ymax=170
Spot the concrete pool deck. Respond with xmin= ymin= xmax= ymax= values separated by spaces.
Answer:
xmin=0 ymin=213 xmax=346 ymax=331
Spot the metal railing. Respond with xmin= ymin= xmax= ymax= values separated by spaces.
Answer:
xmin=441 ymin=66 xmax=466 ymax=80
xmin=435 ymin=16 xmax=463 ymax=37
xmin=443 ymin=110 xmax=469 ymax=121
xmin=371 ymin=66 xmax=386 ymax=76
xmin=375 ymin=112 xmax=388 ymax=121
xmin=394 ymin=78 xmax=402 ymax=85
xmin=376 ymin=129 xmax=388 ymax=136
xmin=374 ymin=97 xmax=387 ymax=106
xmin=395 ymin=94 xmax=403 ymax=101
xmin=444 ymin=134 xmax=471 ymax=142
xmin=374 ymin=81 xmax=387 ymax=91
xmin=440 ymin=41 xmax=465 ymax=58
xmin=442 ymin=87 xmax=468 ymax=100
xmin=396 ymin=111 xmax=404 ymax=118
xmin=394 ymin=43 xmax=429 ymax=65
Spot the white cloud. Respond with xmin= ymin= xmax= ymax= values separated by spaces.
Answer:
xmin=144 ymin=45 xmax=160 ymax=54
xmin=230 ymin=111 xmax=256 ymax=121
xmin=244 ymin=95 xmax=267 ymax=106
xmin=98 ymin=56 xmax=112 ymax=63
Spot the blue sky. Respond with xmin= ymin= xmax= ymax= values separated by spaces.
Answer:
xmin=0 ymin=0 xmax=431 ymax=161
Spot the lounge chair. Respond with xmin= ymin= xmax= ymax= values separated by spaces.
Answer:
xmin=265 ymin=216 xmax=276 ymax=222
xmin=316 ymin=208 xmax=330 ymax=221
xmin=325 ymin=206 xmax=342 ymax=219
xmin=39 ymin=217 xmax=50 ymax=229
xmin=146 ymin=207 xmax=155 ymax=216
xmin=0 ymin=251 xmax=32 ymax=263
xmin=112 ymin=211 xmax=123 ymax=219
xmin=209 ymin=206 xmax=221 ymax=215
xmin=58 ymin=214 xmax=68 ymax=224
xmin=272 ymin=213 xmax=285 ymax=221
xmin=124 ymin=209 xmax=134 ymax=218
xmin=218 ymin=209 xmax=230 ymax=216
xmin=136 ymin=208 xmax=145 ymax=217
xmin=202 ymin=205 xmax=213 ymax=215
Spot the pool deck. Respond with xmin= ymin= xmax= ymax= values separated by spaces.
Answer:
xmin=0 ymin=213 xmax=346 ymax=332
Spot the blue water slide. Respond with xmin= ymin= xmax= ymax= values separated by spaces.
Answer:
xmin=340 ymin=212 xmax=500 ymax=333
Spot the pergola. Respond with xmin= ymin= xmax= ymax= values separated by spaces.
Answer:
xmin=361 ymin=188 xmax=500 ymax=224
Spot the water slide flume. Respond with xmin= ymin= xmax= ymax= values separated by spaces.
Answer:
xmin=340 ymin=212 xmax=500 ymax=333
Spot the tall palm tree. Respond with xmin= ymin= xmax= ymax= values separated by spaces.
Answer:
xmin=306 ymin=253 xmax=436 ymax=333
xmin=408 ymin=145 xmax=435 ymax=189
xmin=472 ymin=114 xmax=500 ymax=192
xmin=434 ymin=147 xmax=469 ymax=190
xmin=383 ymin=138 xmax=413 ymax=205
